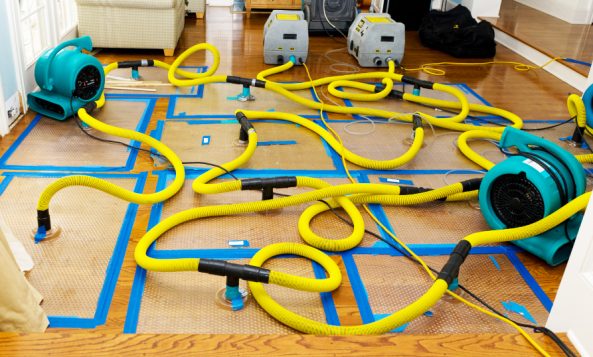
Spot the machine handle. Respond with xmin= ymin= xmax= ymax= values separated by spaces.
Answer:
xmin=500 ymin=127 xmax=586 ymax=194
xmin=42 ymin=36 xmax=93 ymax=91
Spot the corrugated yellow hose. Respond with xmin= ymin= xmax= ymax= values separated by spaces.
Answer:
xmin=36 ymin=108 xmax=186 ymax=211
xmin=237 ymin=110 xmax=424 ymax=171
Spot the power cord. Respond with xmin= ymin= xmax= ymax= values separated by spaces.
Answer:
xmin=316 ymin=199 xmax=577 ymax=357
xmin=70 ymin=97 xmax=238 ymax=176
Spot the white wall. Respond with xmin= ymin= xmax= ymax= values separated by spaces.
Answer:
xmin=516 ymin=0 xmax=593 ymax=24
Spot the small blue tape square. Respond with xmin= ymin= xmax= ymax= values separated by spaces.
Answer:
xmin=202 ymin=135 xmax=211 ymax=145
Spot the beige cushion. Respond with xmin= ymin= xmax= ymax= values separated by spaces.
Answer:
xmin=75 ymin=0 xmax=183 ymax=10
xmin=0 ymin=218 xmax=48 ymax=332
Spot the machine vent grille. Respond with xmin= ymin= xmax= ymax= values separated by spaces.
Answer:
xmin=75 ymin=65 xmax=102 ymax=100
xmin=490 ymin=173 xmax=545 ymax=228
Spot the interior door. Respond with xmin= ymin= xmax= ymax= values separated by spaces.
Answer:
xmin=547 ymin=195 xmax=593 ymax=356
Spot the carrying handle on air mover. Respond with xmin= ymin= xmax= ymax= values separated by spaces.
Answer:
xmin=42 ymin=36 xmax=94 ymax=91
xmin=500 ymin=127 xmax=586 ymax=194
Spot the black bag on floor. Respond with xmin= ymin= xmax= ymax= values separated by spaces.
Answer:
xmin=419 ymin=5 xmax=496 ymax=58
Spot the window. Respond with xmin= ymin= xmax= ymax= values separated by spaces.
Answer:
xmin=55 ymin=0 xmax=77 ymax=38
xmin=19 ymin=0 xmax=50 ymax=67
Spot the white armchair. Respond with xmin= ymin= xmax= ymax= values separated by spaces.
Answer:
xmin=76 ymin=0 xmax=186 ymax=56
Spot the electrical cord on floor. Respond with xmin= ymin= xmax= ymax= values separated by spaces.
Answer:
xmin=72 ymin=108 xmax=238 ymax=177
xmin=315 ymin=199 xmax=577 ymax=357
xmin=523 ymin=116 xmax=576 ymax=132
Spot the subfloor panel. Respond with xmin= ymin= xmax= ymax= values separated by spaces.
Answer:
xmin=353 ymin=254 xmax=549 ymax=333
xmin=157 ymin=121 xmax=336 ymax=170
xmin=170 ymin=83 xmax=321 ymax=118
xmin=344 ymin=83 xmax=489 ymax=117
xmin=105 ymin=66 xmax=203 ymax=96
xmin=366 ymin=173 xmax=491 ymax=245
xmin=326 ymin=121 xmax=506 ymax=171
xmin=1 ymin=99 xmax=151 ymax=171
xmin=153 ymin=176 xmax=383 ymax=250
xmin=0 ymin=175 xmax=137 ymax=320
xmin=136 ymin=257 xmax=327 ymax=334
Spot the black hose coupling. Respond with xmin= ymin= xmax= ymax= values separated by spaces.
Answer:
xmin=461 ymin=178 xmax=482 ymax=192
xmin=401 ymin=76 xmax=434 ymax=90
xmin=236 ymin=111 xmax=254 ymax=143
xmin=572 ymin=126 xmax=585 ymax=144
xmin=83 ymin=101 xmax=97 ymax=113
xmin=227 ymin=76 xmax=266 ymax=88
xmin=117 ymin=60 xmax=155 ymax=69
xmin=373 ymin=85 xmax=404 ymax=100
xmin=412 ymin=114 xmax=423 ymax=130
xmin=198 ymin=259 xmax=271 ymax=283
xmin=37 ymin=209 xmax=52 ymax=231
xmin=437 ymin=240 xmax=472 ymax=286
xmin=241 ymin=176 xmax=297 ymax=200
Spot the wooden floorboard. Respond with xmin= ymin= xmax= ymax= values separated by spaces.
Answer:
xmin=485 ymin=0 xmax=593 ymax=76
xmin=0 ymin=5 xmax=581 ymax=355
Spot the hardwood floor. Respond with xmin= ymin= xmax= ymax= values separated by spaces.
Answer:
xmin=0 ymin=5 xmax=581 ymax=356
xmin=485 ymin=0 xmax=593 ymax=76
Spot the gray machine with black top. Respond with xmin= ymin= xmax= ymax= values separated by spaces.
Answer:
xmin=347 ymin=13 xmax=405 ymax=67
xmin=263 ymin=10 xmax=309 ymax=65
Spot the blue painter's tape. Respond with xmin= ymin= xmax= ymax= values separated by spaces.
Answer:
xmin=11 ymin=171 xmax=147 ymax=329
xmin=0 ymin=97 xmax=154 ymax=172
xmin=342 ymin=253 xmax=375 ymax=324
xmin=123 ymin=267 xmax=147 ymax=333
xmin=373 ymin=314 xmax=409 ymax=332
xmin=258 ymin=140 xmax=297 ymax=146
xmin=0 ymin=175 xmax=14 ymax=196
xmin=501 ymin=301 xmax=537 ymax=324
xmin=563 ymin=58 xmax=592 ymax=67
xmin=424 ymin=310 xmax=434 ymax=317
xmin=489 ymin=255 xmax=502 ymax=271
xmin=379 ymin=177 xmax=414 ymax=186
xmin=506 ymin=252 xmax=553 ymax=311
xmin=202 ymin=135 xmax=211 ymax=145
xmin=312 ymin=261 xmax=341 ymax=326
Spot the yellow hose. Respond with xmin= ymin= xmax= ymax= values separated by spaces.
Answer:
xmin=466 ymin=191 xmax=591 ymax=246
xmin=36 ymin=108 xmax=185 ymax=211
xmin=457 ymin=130 xmax=502 ymax=170
xmin=237 ymin=110 xmax=424 ymax=171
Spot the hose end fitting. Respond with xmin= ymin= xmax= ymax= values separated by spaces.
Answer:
xmin=235 ymin=111 xmax=255 ymax=142
xmin=412 ymin=114 xmax=423 ymax=130
xmin=437 ymin=240 xmax=472 ymax=286
xmin=241 ymin=176 xmax=297 ymax=200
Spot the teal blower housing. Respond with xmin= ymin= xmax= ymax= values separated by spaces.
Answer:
xmin=479 ymin=127 xmax=586 ymax=266
xmin=27 ymin=36 xmax=104 ymax=121
xmin=582 ymin=83 xmax=593 ymax=129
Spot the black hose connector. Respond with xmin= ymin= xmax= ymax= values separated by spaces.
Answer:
xmin=117 ymin=60 xmax=155 ymax=68
xmin=227 ymin=76 xmax=266 ymax=88
xmin=83 ymin=101 xmax=97 ymax=113
xmin=37 ymin=209 xmax=51 ymax=231
xmin=241 ymin=176 xmax=297 ymax=200
xmin=572 ymin=126 xmax=584 ymax=144
xmin=401 ymin=76 xmax=434 ymax=90
xmin=373 ymin=85 xmax=405 ymax=100
xmin=437 ymin=240 xmax=472 ymax=285
xmin=461 ymin=178 xmax=482 ymax=192
xmin=198 ymin=259 xmax=271 ymax=283
xmin=235 ymin=111 xmax=253 ymax=131
xmin=412 ymin=114 xmax=423 ymax=130
xmin=399 ymin=186 xmax=432 ymax=195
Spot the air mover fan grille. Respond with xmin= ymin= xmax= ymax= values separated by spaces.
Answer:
xmin=490 ymin=173 xmax=545 ymax=228
xmin=75 ymin=65 xmax=102 ymax=100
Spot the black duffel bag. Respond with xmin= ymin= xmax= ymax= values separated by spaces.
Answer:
xmin=419 ymin=5 xmax=496 ymax=58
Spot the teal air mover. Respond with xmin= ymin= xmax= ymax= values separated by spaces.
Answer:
xmin=479 ymin=127 xmax=586 ymax=266
xmin=27 ymin=36 xmax=104 ymax=121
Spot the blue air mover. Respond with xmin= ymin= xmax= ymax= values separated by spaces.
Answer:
xmin=479 ymin=127 xmax=586 ymax=266
xmin=27 ymin=36 xmax=104 ymax=121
